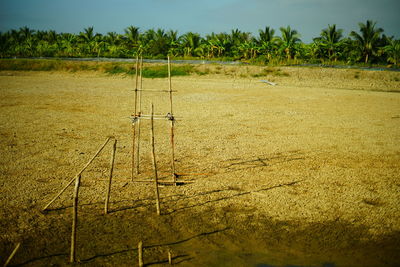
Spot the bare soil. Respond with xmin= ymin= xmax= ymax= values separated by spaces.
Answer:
xmin=0 ymin=66 xmax=400 ymax=267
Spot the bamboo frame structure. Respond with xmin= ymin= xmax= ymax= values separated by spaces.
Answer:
xmin=130 ymin=56 xmax=178 ymax=184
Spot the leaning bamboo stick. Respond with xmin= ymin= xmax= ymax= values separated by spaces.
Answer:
xmin=70 ymin=174 xmax=81 ymax=263
xmin=168 ymin=57 xmax=176 ymax=185
xmin=150 ymin=104 xmax=161 ymax=215
xmin=138 ymin=241 xmax=144 ymax=267
xmin=42 ymin=137 xmax=112 ymax=211
xmin=105 ymin=139 xmax=117 ymax=214
xmin=3 ymin=242 xmax=20 ymax=267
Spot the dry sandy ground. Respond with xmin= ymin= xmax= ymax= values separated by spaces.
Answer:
xmin=0 ymin=66 xmax=400 ymax=266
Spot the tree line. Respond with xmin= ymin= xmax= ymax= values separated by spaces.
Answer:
xmin=0 ymin=20 xmax=399 ymax=66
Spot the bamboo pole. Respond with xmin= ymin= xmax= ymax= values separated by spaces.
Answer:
xmin=3 ymin=243 xmax=20 ymax=267
xmin=131 ymin=120 xmax=136 ymax=180
xmin=105 ymin=139 xmax=117 ymax=214
xmin=42 ymin=137 xmax=112 ymax=211
xmin=135 ymin=57 xmax=143 ymax=175
xmin=70 ymin=174 xmax=81 ymax=263
xmin=168 ymin=249 xmax=172 ymax=265
xmin=132 ymin=56 xmax=139 ymax=180
xmin=135 ymin=55 xmax=139 ymax=97
xmin=138 ymin=241 xmax=144 ymax=267
xmin=150 ymin=104 xmax=161 ymax=215
xmin=135 ymin=89 xmax=177 ymax=92
xmin=168 ymin=56 xmax=176 ymax=185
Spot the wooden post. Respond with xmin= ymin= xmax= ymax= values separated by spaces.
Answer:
xmin=132 ymin=56 xmax=139 ymax=180
xmin=135 ymin=55 xmax=139 ymax=97
xmin=150 ymin=104 xmax=161 ymax=215
xmin=3 ymin=243 xmax=21 ymax=267
xmin=168 ymin=249 xmax=172 ymax=265
xmin=135 ymin=57 xmax=143 ymax=175
xmin=70 ymin=174 xmax=81 ymax=263
xmin=42 ymin=137 xmax=112 ymax=211
xmin=105 ymin=139 xmax=117 ymax=214
xmin=138 ymin=241 xmax=144 ymax=267
xmin=168 ymin=56 xmax=176 ymax=185
xmin=131 ymin=120 xmax=136 ymax=180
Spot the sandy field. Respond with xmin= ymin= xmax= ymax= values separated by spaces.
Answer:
xmin=0 ymin=65 xmax=400 ymax=266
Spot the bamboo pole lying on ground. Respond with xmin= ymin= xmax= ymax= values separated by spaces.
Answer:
xmin=135 ymin=89 xmax=177 ymax=92
xmin=138 ymin=241 xmax=144 ymax=267
xmin=42 ymin=137 xmax=113 ymax=211
xmin=3 ymin=243 xmax=21 ymax=267
xmin=70 ymin=174 xmax=81 ymax=263
xmin=150 ymin=104 xmax=161 ymax=215
xmin=167 ymin=56 xmax=177 ymax=185
xmin=105 ymin=139 xmax=117 ymax=214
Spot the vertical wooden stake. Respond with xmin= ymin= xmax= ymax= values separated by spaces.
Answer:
xmin=105 ymin=139 xmax=117 ymax=214
xmin=136 ymin=57 xmax=144 ymax=175
xmin=70 ymin=174 xmax=81 ymax=263
xmin=168 ymin=249 xmax=172 ymax=265
xmin=167 ymin=56 xmax=177 ymax=185
xmin=150 ymin=104 xmax=161 ymax=215
xmin=138 ymin=241 xmax=144 ymax=267
xmin=132 ymin=55 xmax=139 ymax=180
xmin=3 ymin=243 xmax=21 ymax=267
xmin=135 ymin=55 xmax=139 ymax=96
xmin=131 ymin=121 xmax=136 ymax=180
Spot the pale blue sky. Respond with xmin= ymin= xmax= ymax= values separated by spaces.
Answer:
xmin=1 ymin=0 xmax=399 ymax=42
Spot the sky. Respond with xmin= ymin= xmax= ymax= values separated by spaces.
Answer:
xmin=1 ymin=0 xmax=399 ymax=43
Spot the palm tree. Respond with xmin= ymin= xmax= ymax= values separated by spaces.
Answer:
xmin=314 ymin=24 xmax=343 ymax=61
xmin=279 ymin=26 xmax=301 ymax=60
xmin=256 ymin=26 xmax=277 ymax=60
xmin=124 ymin=26 xmax=140 ymax=52
xmin=384 ymin=38 xmax=400 ymax=66
xmin=180 ymin=32 xmax=201 ymax=57
xmin=350 ymin=20 xmax=383 ymax=63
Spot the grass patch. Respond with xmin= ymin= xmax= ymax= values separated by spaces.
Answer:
xmin=251 ymin=67 xmax=290 ymax=78
xmin=141 ymin=65 xmax=193 ymax=78
xmin=0 ymin=59 xmax=195 ymax=77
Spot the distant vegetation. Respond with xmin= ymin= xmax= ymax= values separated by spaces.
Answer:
xmin=0 ymin=59 xmax=198 ymax=78
xmin=0 ymin=20 xmax=399 ymax=67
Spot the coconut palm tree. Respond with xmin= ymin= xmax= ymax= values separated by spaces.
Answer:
xmin=384 ymin=38 xmax=400 ymax=66
xmin=314 ymin=24 xmax=343 ymax=61
xmin=350 ymin=20 xmax=383 ymax=63
xmin=278 ymin=26 xmax=301 ymax=60
xmin=256 ymin=26 xmax=278 ymax=60
xmin=180 ymin=32 xmax=201 ymax=57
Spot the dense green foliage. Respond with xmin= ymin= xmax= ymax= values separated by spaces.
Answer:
xmin=0 ymin=20 xmax=399 ymax=66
